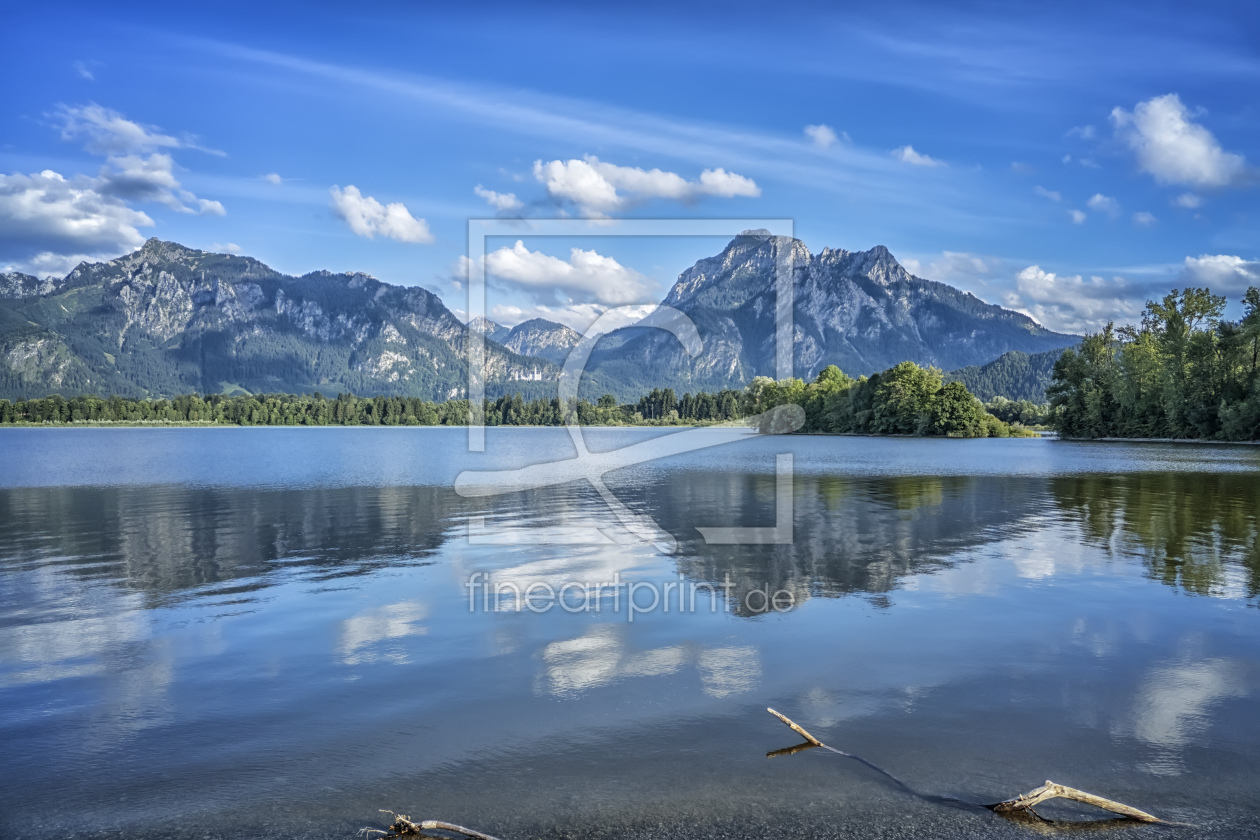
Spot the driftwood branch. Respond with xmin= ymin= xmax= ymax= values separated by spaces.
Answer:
xmin=765 ymin=709 xmax=1164 ymax=826
xmin=362 ymin=812 xmax=506 ymax=840
xmin=991 ymin=782 xmax=1162 ymax=824
xmin=766 ymin=707 xmax=822 ymax=745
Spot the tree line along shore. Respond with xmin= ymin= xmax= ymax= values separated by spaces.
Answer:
xmin=0 ymin=360 xmax=1043 ymax=437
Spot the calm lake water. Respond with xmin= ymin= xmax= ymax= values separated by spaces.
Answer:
xmin=1 ymin=428 xmax=1259 ymax=839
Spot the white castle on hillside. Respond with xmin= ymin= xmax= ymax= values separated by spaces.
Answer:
xmin=509 ymin=366 xmax=543 ymax=381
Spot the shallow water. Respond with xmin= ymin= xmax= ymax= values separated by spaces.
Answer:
xmin=1 ymin=428 xmax=1259 ymax=839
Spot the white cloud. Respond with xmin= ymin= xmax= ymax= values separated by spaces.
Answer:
xmin=1067 ymin=125 xmax=1096 ymax=140
xmin=1111 ymin=94 xmax=1248 ymax=188
xmin=804 ymin=124 xmax=838 ymax=149
xmin=49 ymin=104 xmax=225 ymax=216
xmin=3 ymin=250 xmax=101 ymax=278
xmin=1069 ymin=209 xmax=1087 ymax=224
xmin=1034 ymin=186 xmax=1061 ymax=202
xmin=97 ymin=152 xmax=224 ymax=215
xmin=488 ymin=302 xmax=658 ymax=334
xmin=1009 ymin=265 xmax=1143 ymax=333
xmin=56 ymin=103 xmax=183 ymax=156
xmin=329 ymin=185 xmax=434 ymax=243
xmin=263 ymin=173 xmax=283 ymax=185
xmin=1087 ymin=193 xmax=1120 ymax=217
xmin=891 ymin=145 xmax=945 ymax=167
xmin=1180 ymin=254 xmax=1260 ymax=295
xmin=1174 ymin=192 xmax=1203 ymax=209
xmin=0 ymin=170 xmax=153 ymax=268
xmin=481 ymin=240 xmax=654 ymax=305
xmin=474 ymin=184 xmax=523 ymax=212
xmin=212 ymin=242 xmax=242 ymax=254
xmin=1133 ymin=211 xmax=1157 ymax=227
xmin=532 ymin=156 xmax=759 ymax=217
xmin=72 ymin=60 xmax=99 ymax=81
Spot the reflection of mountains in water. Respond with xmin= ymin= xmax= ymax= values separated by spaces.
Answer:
xmin=2 ymin=471 xmax=1256 ymax=611
xmin=0 ymin=485 xmax=465 ymax=605
xmin=1053 ymin=473 xmax=1260 ymax=601
xmin=647 ymin=474 xmax=1053 ymax=615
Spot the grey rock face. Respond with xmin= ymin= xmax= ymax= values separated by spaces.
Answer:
xmin=587 ymin=233 xmax=1077 ymax=396
xmin=502 ymin=319 xmax=581 ymax=365
xmin=0 ymin=238 xmax=556 ymax=399
xmin=0 ymin=272 xmax=58 ymax=298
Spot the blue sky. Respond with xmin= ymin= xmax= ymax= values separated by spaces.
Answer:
xmin=1 ymin=0 xmax=1257 ymax=334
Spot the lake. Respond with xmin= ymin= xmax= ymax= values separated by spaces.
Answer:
xmin=1 ymin=427 xmax=1259 ymax=839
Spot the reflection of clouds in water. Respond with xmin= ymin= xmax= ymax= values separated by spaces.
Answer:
xmin=457 ymin=538 xmax=658 ymax=613
xmin=539 ymin=625 xmax=759 ymax=698
xmin=338 ymin=601 xmax=429 ymax=666
xmin=696 ymin=646 xmax=761 ymax=697
xmin=0 ymin=566 xmax=150 ymax=687
xmin=1126 ymin=658 xmax=1248 ymax=775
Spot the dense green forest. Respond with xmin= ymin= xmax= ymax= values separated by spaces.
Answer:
xmin=0 ymin=361 xmax=1029 ymax=436
xmin=944 ymin=347 xmax=1067 ymax=402
xmin=1049 ymin=286 xmax=1260 ymax=440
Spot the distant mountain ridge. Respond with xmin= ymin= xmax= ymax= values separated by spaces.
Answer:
xmin=0 ymin=235 xmax=1078 ymax=401
xmin=0 ymin=239 xmax=553 ymax=400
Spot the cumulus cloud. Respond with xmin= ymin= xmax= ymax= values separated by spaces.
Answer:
xmin=212 ymin=242 xmax=242 ymax=254
xmin=96 ymin=152 xmax=225 ymax=215
xmin=891 ymin=145 xmax=945 ymax=167
xmin=1034 ymin=186 xmax=1061 ymax=202
xmin=1069 ymin=209 xmax=1087 ymax=224
xmin=1067 ymin=125 xmax=1096 ymax=140
xmin=0 ymin=170 xmax=153 ymax=254
xmin=804 ymin=124 xmax=839 ymax=149
xmin=263 ymin=173 xmax=283 ymax=185
xmin=1008 ymin=265 xmax=1144 ymax=333
xmin=0 ymin=106 xmax=227 ymax=271
xmin=480 ymin=240 xmax=654 ymax=305
xmin=0 ymin=169 xmax=154 ymax=272
xmin=1174 ymin=192 xmax=1203 ymax=209
xmin=1180 ymin=254 xmax=1260 ymax=295
xmin=330 ymin=186 xmax=434 ymax=243
xmin=1133 ymin=211 xmax=1157 ymax=227
xmin=474 ymin=184 xmax=523 ymax=212
xmin=532 ymin=156 xmax=758 ymax=217
xmin=1087 ymin=193 xmax=1120 ymax=217
xmin=1111 ymin=94 xmax=1248 ymax=189
xmin=51 ymin=104 xmax=225 ymax=215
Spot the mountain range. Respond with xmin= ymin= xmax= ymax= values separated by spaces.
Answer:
xmin=0 ymin=234 xmax=1077 ymax=402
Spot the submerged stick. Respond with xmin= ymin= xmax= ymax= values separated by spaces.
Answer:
xmin=362 ymin=812 xmax=506 ymax=840
xmin=764 ymin=709 xmax=1164 ymax=825
xmin=991 ymin=782 xmax=1162 ymax=824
